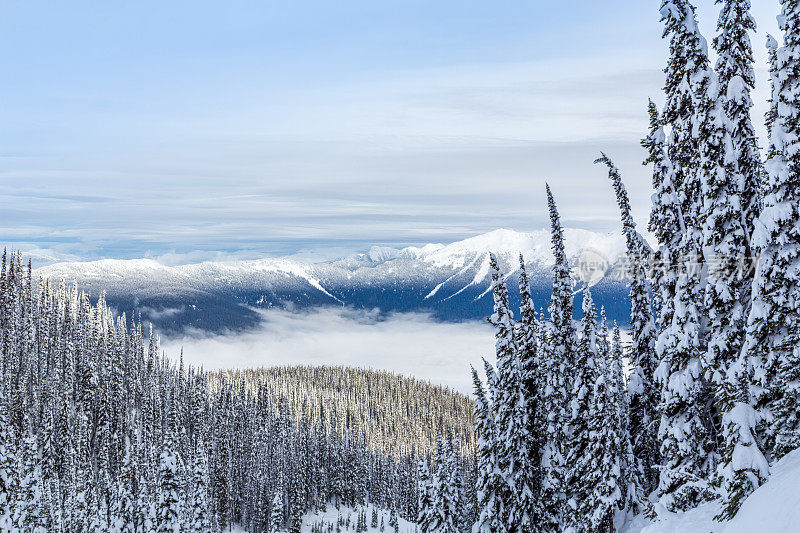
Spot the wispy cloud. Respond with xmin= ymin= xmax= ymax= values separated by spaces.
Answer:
xmin=138 ymin=306 xmax=185 ymax=321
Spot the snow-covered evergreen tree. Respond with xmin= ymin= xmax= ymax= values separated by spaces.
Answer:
xmin=700 ymin=4 xmax=763 ymax=505
xmin=417 ymin=459 xmax=435 ymax=532
xmin=15 ymin=428 xmax=47 ymax=532
xmin=565 ymin=289 xmax=600 ymax=530
xmin=582 ymin=345 xmax=623 ymax=533
xmin=742 ymin=0 xmax=800 ymax=464
xmin=430 ymin=433 xmax=461 ymax=533
xmin=537 ymin=185 xmax=574 ymax=532
xmin=388 ymin=505 xmax=398 ymax=532
xmin=610 ymin=324 xmax=642 ymax=521
xmin=357 ymin=508 xmax=368 ymax=532
xmin=515 ymin=254 xmax=543 ymax=529
xmin=271 ymin=491 xmax=284 ymax=532
xmin=487 ymin=253 xmax=534 ymax=530
xmin=708 ymin=5 xmax=770 ymax=518
xmin=597 ymin=153 xmax=659 ymax=494
xmin=655 ymin=0 xmax=717 ymax=512
xmin=714 ymin=0 xmax=763 ymax=250
xmin=597 ymin=307 xmax=610 ymax=364
xmin=289 ymin=468 xmax=305 ymax=533
xmin=471 ymin=366 xmax=503 ymax=532
xmin=187 ymin=447 xmax=212 ymax=532
xmin=765 ymin=34 xmax=779 ymax=147
xmin=155 ymin=406 xmax=183 ymax=533
xmin=109 ymin=442 xmax=137 ymax=533
xmin=0 ymin=396 xmax=15 ymax=530
xmin=643 ymin=100 xmax=679 ymax=339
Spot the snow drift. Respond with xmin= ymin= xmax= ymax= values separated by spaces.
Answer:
xmin=625 ymin=447 xmax=800 ymax=533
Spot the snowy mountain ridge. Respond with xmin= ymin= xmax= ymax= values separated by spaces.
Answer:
xmin=35 ymin=228 xmax=631 ymax=334
xmin=37 ymin=228 xmax=625 ymax=277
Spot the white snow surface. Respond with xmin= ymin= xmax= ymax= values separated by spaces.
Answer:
xmin=624 ymin=447 xmax=800 ymax=533
xmin=228 ymin=503 xmax=415 ymax=532
xmin=302 ymin=503 xmax=416 ymax=533
xmin=723 ymin=447 xmax=800 ymax=533
xmin=624 ymin=503 xmax=724 ymax=533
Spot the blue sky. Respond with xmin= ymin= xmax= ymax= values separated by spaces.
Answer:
xmin=0 ymin=1 xmax=781 ymax=264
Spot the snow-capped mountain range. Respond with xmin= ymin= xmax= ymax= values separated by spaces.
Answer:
xmin=36 ymin=228 xmax=631 ymax=334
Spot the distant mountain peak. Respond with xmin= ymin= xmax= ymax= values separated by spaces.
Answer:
xmin=367 ymin=246 xmax=402 ymax=263
xmin=403 ymin=228 xmax=625 ymax=271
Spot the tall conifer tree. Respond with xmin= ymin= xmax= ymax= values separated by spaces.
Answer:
xmin=708 ymin=0 xmax=770 ymax=518
xmin=471 ymin=367 xmax=503 ymax=533
xmin=155 ymin=405 xmax=183 ymax=533
xmin=597 ymin=153 xmax=660 ymax=493
xmin=566 ymin=289 xmax=601 ymax=530
xmin=417 ymin=459 xmax=435 ymax=532
xmin=655 ymin=0 xmax=717 ymax=511
xmin=610 ymin=324 xmax=643 ymax=519
xmin=643 ymin=101 xmax=680 ymax=337
xmin=582 ymin=343 xmax=622 ymax=533
xmin=714 ymin=0 xmax=763 ymax=248
xmin=0 ymin=395 xmax=15 ymax=530
xmin=488 ymin=253 xmax=534 ymax=531
xmin=742 ymin=0 xmax=800 ymax=464
xmin=516 ymin=255 xmax=543 ymax=530
xmin=538 ymin=185 xmax=574 ymax=531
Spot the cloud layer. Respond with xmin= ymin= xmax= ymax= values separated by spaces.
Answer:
xmin=161 ymin=308 xmax=495 ymax=395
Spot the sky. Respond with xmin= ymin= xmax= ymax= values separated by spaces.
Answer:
xmin=0 ymin=0 xmax=783 ymax=265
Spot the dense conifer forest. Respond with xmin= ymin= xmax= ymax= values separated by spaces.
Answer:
xmin=0 ymin=252 xmax=475 ymax=531
xmin=211 ymin=366 xmax=475 ymax=457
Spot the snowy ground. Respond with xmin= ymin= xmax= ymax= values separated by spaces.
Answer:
xmin=226 ymin=505 xmax=415 ymax=533
xmin=302 ymin=504 xmax=416 ymax=533
xmin=624 ymin=447 xmax=800 ymax=533
xmin=624 ymin=503 xmax=724 ymax=533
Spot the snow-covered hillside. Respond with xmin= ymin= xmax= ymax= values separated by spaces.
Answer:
xmin=623 ymin=447 xmax=800 ymax=533
xmin=34 ymin=228 xmax=630 ymax=333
